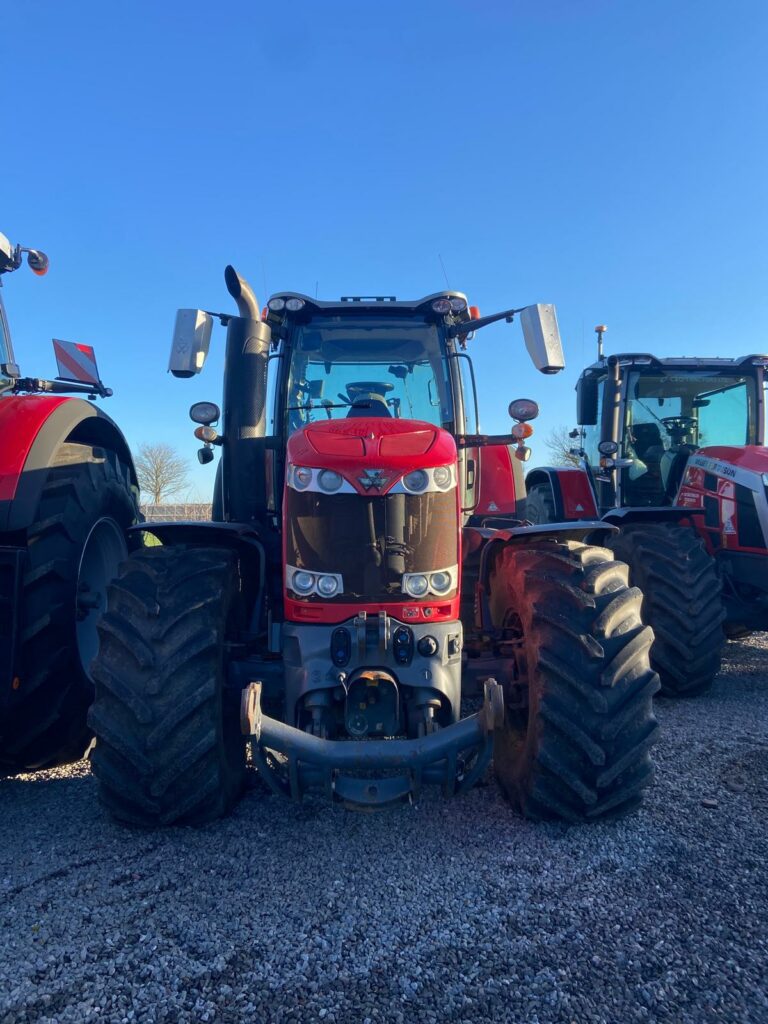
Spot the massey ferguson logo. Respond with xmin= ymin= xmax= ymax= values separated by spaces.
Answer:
xmin=358 ymin=469 xmax=390 ymax=491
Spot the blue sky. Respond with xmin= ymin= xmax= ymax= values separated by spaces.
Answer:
xmin=3 ymin=0 xmax=767 ymax=497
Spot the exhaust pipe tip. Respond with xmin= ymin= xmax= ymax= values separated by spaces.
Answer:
xmin=225 ymin=264 xmax=260 ymax=320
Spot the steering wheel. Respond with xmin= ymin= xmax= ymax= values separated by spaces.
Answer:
xmin=346 ymin=381 xmax=395 ymax=397
xmin=661 ymin=415 xmax=697 ymax=437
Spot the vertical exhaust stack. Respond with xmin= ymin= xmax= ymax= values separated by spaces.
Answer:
xmin=222 ymin=265 xmax=272 ymax=522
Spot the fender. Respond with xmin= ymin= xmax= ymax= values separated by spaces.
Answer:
xmin=131 ymin=520 xmax=272 ymax=639
xmin=601 ymin=506 xmax=695 ymax=527
xmin=525 ymin=465 xmax=598 ymax=520
xmin=0 ymin=395 xmax=138 ymax=533
xmin=471 ymin=521 xmax=617 ymax=631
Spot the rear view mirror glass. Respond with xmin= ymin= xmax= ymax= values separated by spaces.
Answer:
xmin=520 ymin=304 xmax=564 ymax=375
xmin=169 ymin=309 xmax=213 ymax=378
xmin=576 ymin=375 xmax=599 ymax=425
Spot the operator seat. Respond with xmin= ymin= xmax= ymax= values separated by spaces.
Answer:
xmin=346 ymin=396 xmax=392 ymax=418
xmin=623 ymin=422 xmax=665 ymax=505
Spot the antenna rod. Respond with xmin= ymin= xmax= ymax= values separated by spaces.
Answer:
xmin=595 ymin=324 xmax=607 ymax=361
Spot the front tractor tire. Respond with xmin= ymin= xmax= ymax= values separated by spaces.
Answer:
xmin=1 ymin=443 xmax=138 ymax=774
xmin=606 ymin=523 xmax=725 ymax=697
xmin=488 ymin=540 xmax=659 ymax=822
xmin=88 ymin=547 xmax=247 ymax=827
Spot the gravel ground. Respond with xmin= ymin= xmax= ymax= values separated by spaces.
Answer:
xmin=1 ymin=637 xmax=767 ymax=1024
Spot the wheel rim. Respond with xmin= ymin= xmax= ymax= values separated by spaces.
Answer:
xmin=76 ymin=517 xmax=128 ymax=679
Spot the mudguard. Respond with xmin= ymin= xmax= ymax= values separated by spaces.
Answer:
xmin=0 ymin=395 xmax=138 ymax=533
xmin=525 ymin=465 xmax=599 ymax=520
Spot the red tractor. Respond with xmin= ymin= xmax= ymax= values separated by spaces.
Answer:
xmin=526 ymin=330 xmax=768 ymax=697
xmin=88 ymin=269 xmax=659 ymax=826
xmin=0 ymin=232 xmax=140 ymax=773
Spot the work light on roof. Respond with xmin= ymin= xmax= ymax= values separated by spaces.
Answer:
xmin=431 ymin=298 xmax=452 ymax=314
xmin=285 ymin=297 xmax=305 ymax=312
xmin=449 ymin=298 xmax=467 ymax=313
xmin=268 ymin=298 xmax=285 ymax=312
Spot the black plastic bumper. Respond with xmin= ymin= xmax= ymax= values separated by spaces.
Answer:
xmin=240 ymin=679 xmax=504 ymax=808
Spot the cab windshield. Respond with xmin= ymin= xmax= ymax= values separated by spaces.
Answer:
xmin=621 ymin=368 xmax=759 ymax=505
xmin=624 ymin=369 xmax=758 ymax=450
xmin=284 ymin=316 xmax=453 ymax=435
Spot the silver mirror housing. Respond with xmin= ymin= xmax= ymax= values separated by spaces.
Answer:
xmin=169 ymin=309 xmax=213 ymax=378
xmin=520 ymin=304 xmax=565 ymax=375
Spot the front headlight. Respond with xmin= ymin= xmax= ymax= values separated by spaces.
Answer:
xmin=318 ymin=469 xmax=343 ymax=493
xmin=287 ymin=566 xmax=344 ymax=598
xmin=292 ymin=571 xmax=315 ymax=594
xmin=402 ymin=565 xmax=457 ymax=598
xmin=403 ymin=574 xmax=430 ymax=597
xmin=316 ymin=574 xmax=340 ymax=597
xmin=292 ymin=466 xmax=313 ymax=491
xmin=432 ymin=466 xmax=452 ymax=490
xmin=402 ymin=470 xmax=429 ymax=494
xmin=429 ymin=571 xmax=452 ymax=594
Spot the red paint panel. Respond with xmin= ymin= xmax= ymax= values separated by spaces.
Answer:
xmin=554 ymin=468 xmax=598 ymax=519
xmin=697 ymin=445 xmax=768 ymax=474
xmin=0 ymin=395 xmax=70 ymax=501
xmin=289 ymin=418 xmax=457 ymax=494
xmin=285 ymin=596 xmax=460 ymax=625
xmin=474 ymin=444 xmax=517 ymax=515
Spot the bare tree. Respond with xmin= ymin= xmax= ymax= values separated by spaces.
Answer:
xmin=134 ymin=443 xmax=190 ymax=503
xmin=544 ymin=426 xmax=580 ymax=467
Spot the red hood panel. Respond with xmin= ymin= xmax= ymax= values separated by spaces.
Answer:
xmin=697 ymin=445 xmax=768 ymax=474
xmin=291 ymin=419 xmax=456 ymax=484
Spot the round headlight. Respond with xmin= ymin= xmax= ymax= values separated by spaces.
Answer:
xmin=449 ymin=297 xmax=467 ymax=312
xmin=403 ymin=469 xmax=429 ymax=493
xmin=292 ymin=466 xmax=313 ymax=490
xmin=292 ymin=571 xmax=315 ymax=594
xmin=189 ymin=401 xmax=220 ymax=425
xmin=431 ymin=298 xmax=452 ymax=314
xmin=508 ymin=398 xmax=540 ymax=422
xmin=430 ymin=571 xmax=453 ymax=594
xmin=318 ymin=469 xmax=343 ymax=493
xmin=268 ymin=297 xmax=286 ymax=312
xmin=598 ymin=440 xmax=619 ymax=455
xmin=285 ymin=297 xmax=306 ymax=312
xmin=404 ymin=574 xmax=429 ymax=598
xmin=317 ymin=575 xmax=339 ymax=597
xmin=432 ymin=466 xmax=452 ymax=490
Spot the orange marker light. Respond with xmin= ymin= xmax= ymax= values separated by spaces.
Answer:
xmin=511 ymin=422 xmax=534 ymax=441
xmin=469 ymin=305 xmax=481 ymax=320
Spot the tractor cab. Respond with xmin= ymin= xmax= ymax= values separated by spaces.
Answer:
xmin=575 ymin=353 xmax=766 ymax=511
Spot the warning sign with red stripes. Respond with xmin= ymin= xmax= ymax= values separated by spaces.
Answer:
xmin=53 ymin=339 xmax=101 ymax=385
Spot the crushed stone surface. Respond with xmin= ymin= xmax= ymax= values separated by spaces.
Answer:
xmin=1 ymin=636 xmax=767 ymax=1023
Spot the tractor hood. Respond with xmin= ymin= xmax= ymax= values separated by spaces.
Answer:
xmin=287 ymin=418 xmax=457 ymax=495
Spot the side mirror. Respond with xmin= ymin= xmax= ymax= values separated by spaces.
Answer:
xmin=520 ymin=304 xmax=564 ymax=375
xmin=169 ymin=309 xmax=213 ymax=378
xmin=576 ymin=375 xmax=599 ymax=425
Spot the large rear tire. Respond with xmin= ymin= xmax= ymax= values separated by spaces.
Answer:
xmin=88 ymin=546 xmax=247 ymax=826
xmin=525 ymin=483 xmax=556 ymax=524
xmin=0 ymin=443 xmax=138 ymax=774
xmin=487 ymin=539 xmax=659 ymax=821
xmin=606 ymin=523 xmax=725 ymax=697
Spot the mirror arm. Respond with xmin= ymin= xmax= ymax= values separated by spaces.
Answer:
xmin=446 ymin=307 xmax=525 ymax=339
xmin=456 ymin=433 xmax=518 ymax=448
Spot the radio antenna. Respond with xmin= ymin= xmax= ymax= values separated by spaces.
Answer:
xmin=438 ymin=253 xmax=451 ymax=289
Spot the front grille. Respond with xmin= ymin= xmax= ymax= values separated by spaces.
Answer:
xmin=285 ymin=489 xmax=458 ymax=602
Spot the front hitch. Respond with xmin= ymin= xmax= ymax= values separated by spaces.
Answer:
xmin=240 ymin=679 xmax=505 ymax=808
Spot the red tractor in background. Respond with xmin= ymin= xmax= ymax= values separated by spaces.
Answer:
xmin=526 ymin=327 xmax=768 ymax=697
xmin=0 ymin=231 xmax=140 ymax=773
xmin=88 ymin=268 xmax=659 ymax=827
